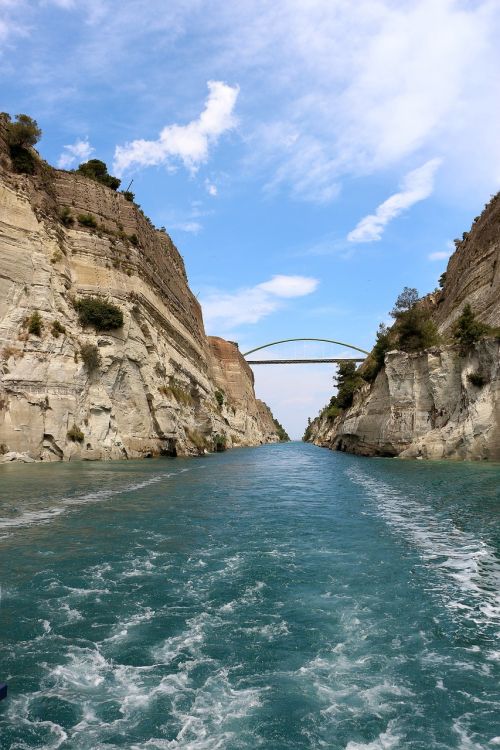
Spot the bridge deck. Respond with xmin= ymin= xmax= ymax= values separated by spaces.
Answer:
xmin=246 ymin=358 xmax=366 ymax=365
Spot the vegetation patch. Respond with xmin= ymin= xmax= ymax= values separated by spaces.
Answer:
xmin=122 ymin=190 xmax=135 ymax=202
xmin=5 ymin=114 xmax=41 ymax=174
xmin=0 ymin=443 xmax=8 ymax=455
xmin=59 ymin=206 xmax=74 ymax=227
xmin=215 ymin=390 xmax=224 ymax=407
xmin=454 ymin=304 xmax=489 ymax=354
xmin=186 ymin=429 xmax=207 ymax=452
xmin=80 ymin=343 xmax=101 ymax=372
xmin=77 ymin=159 xmax=121 ymax=190
xmin=74 ymin=297 xmax=123 ymax=331
xmin=159 ymin=377 xmax=193 ymax=406
xmin=67 ymin=424 xmax=84 ymax=443
xmin=27 ymin=311 xmax=43 ymax=336
xmin=213 ymin=433 xmax=227 ymax=452
xmin=51 ymin=320 xmax=66 ymax=338
xmin=77 ymin=213 xmax=98 ymax=228
xmin=273 ymin=418 xmax=290 ymax=441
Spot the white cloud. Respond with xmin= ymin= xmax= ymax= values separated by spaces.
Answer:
xmin=201 ymin=274 xmax=319 ymax=330
xmin=171 ymin=221 xmax=202 ymax=234
xmin=347 ymin=159 xmax=442 ymax=243
xmin=205 ymin=179 xmax=218 ymax=196
xmin=113 ymin=80 xmax=239 ymax=176
xmin=258 ymin=274 xmax=318 ymax=298
xmin=429 ymin=250 xmax=452 ymax=261
xmin=57 ymin=137 xmax=94 ymax=169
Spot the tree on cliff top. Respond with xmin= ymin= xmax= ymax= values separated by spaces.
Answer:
xmin=390 ymin=287 xmax=438 ymax=352
xmin=77 ymin=159 xmax=121 ymax=190
xmin=4 ymin=114 xmax=42 ymax=175
xmin=6 ymin=114 xmax=42 ymax=148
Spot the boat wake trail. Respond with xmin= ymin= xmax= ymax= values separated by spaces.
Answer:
xmin=346 ymin=467 xmax=500 ymax=634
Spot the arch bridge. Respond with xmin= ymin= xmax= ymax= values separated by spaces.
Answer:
xmin=243 ymin=338 xmax=369 ymax=365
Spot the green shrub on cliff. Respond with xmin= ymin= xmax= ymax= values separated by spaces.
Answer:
xmin=390 ymin=287 xmax=438 ymax=352
xmin=5 ymin=114 xmax=42 ymax=175
xmin=453 ymin=304 xmax=489 ymax=353
xmin=67 ymin=424 xmax=84 ymax=443
xmin=6 ymin=114 xmax=42 ymax=148
xmin=77 ymin=159 xmax=121 ymax=190
xmin=272 ymin=418 xmax=290 ymax=441
xmin=74 ymin=297 xmax=123 ymax=331
xmin=77 ymin=213 xmax=97 ymax=228
xmin=27 ymin=311 xmax=43 ymax=336
xmin=80 ymin=343 xmax=101 ymax=371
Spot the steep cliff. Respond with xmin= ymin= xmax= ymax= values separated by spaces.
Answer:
xmin=306 ymin=194 xmax=500 ymax=461
xmin=0 ymin=121 xmax=282 ymax=461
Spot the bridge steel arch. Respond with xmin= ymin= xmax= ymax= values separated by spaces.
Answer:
xmin=242 ymin=338 xmax=370 ymax=358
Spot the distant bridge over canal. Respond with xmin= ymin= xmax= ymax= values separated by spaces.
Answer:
xmin=243 ymin=338 xmax=369 ymax=366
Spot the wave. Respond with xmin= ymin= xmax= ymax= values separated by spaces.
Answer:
xmin=0 ymin=468 xmax=190 ymax=538
xmin=346 ymin=467 xmax=500 ymax=632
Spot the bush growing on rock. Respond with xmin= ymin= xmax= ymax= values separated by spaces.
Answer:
xmin=5 ymin=114 xmax=42 ymax=175
xmin=77 ymin=213 xmax=97 ymax=228
xmin=27 ymin=311 xmax=43 ymax=336
xmin=67 ymin=424 xmax=84 ymax=442
xmin=80 ymin=343 xmax=101 ymax=371
xmin=122 ymin=191 xmax=135 ymax=202
xmin=453 ymin=304 xmax=489 ymax=354
xmin=6 ymin=114 xmax=42 ymax=148
xmin=74 ymin=297 xmax=123 ymax=331
xmin=60 ymin=206 xmax=74 ymax=226
xmin=390 ymin=287 xmax=438 ymax=352
xmin=77 ymin=159 xmax=121 ymax=190
xmin=51 ymin=320 xmax=66 ymax=338
xmin=215 ymin=390 xmax=224 ymax=407
xmin=213 ymin=433 xmax=227 ymax=452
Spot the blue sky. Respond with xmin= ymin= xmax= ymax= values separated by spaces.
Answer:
xmin=2 ymin=0 xmax=500 ymax=437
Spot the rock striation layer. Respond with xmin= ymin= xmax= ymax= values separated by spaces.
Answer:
xmin=0 ymin=122 xmax=282 ymax=461
xmin=306 ymin=194 xmax=500 ymax=461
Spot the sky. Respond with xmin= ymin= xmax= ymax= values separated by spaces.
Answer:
xmin=2 ymin=0 xmax=500 ymax=437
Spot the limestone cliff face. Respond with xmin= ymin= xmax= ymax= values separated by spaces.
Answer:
xmin=308 ymin=340 xmax=499 ymax=460
xmin=0 ymin=129 xmax=281 ymax=461
xmin=306 ymin=194 xmax=500 ymax=461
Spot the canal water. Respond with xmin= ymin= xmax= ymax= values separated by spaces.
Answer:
xmin=0 ymin=443 xmax=499 ymax=749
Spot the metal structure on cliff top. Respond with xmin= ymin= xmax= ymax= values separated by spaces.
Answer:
xmin=243 ymin=338 xmax=369 ymax=365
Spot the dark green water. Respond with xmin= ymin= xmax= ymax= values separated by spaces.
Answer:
xmin=0 ymin=443 xmax=499 ymax=749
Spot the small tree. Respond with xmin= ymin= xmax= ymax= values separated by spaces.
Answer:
xmin=27 ymin=311 xmax=43 ymax=336
xmin=80 ymin=343 xmax=101 ymax=371
xmin=390 ymin=287 xmax=438 ymax=352
xmin=7 ymin=114 xmax=42 ymax=148
xmin=74 ymin=297 xmax=123 ymax=331
xmin=334 ymin=361 xmax=364 ymax=409
xmin=77 ymin=159 xmax=121 ymax=190
xmin=453 ymin=304 xmax=489 ymax=353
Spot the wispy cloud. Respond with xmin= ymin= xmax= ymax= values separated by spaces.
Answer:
xmin=57 ymin=137 xmax=94 ymax=169
xmin=205 ymin=179 xmax=218 ymax=196
xmin=171 ymin=221 xmax=202 ymax=234
xmin=429 ymin=241 xmax=454 ymax=261
xmin=201 ymin=274 xmax=319 ymax=330
xmin=347 ymin=159 xmax=442 ymax=243
xmin=113 ymin=80 xmax=239 ymax=176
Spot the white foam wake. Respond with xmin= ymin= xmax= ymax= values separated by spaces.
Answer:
xmin=0 ymin=468 xmax=190 ymax=537
xmin=346 ymin=467 xmax=500 ymax=631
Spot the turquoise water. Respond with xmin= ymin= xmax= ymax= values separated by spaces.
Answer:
xmin=0 ymin=443 xmax=499 ymax=750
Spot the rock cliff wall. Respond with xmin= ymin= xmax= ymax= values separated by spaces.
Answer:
xmin=0 ymin=127 xmax=282 ymax=461
xmin=306 ymin=194 xmax=500 ymax=461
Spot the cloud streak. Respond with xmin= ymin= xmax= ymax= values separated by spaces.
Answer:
xmin=201 ymin=274 xmax=319 ymax=330
xmin=57 ymin=137 xmax=94 ymax=169
xmin=347 ymin=159 xmax=442 ymax=243
xmin=113 ymin=80 xmax=239 ymax=176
